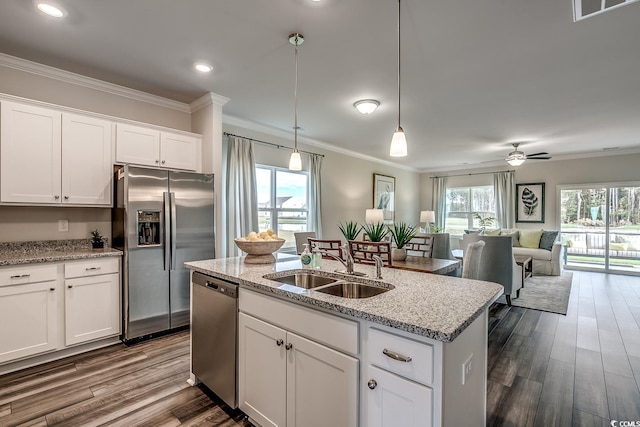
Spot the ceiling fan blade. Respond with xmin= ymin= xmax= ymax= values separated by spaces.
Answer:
xmin=528 ymin=156 xmax=552 ymax=160
xmin=526 ymin=152 xmax=549 ymax=157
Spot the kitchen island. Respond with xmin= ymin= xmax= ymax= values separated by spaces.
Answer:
xmin=186 ymin=256 xmax=503 ymax=427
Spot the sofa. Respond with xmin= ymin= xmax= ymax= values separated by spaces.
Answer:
xmin=462 ymin=228 xmax=562 ymax=276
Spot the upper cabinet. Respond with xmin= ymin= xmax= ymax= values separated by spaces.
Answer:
xmin=0 ymin=101 xmax=113 ymax=206
xmin=116 ymin=123 xmax=198 ymax=171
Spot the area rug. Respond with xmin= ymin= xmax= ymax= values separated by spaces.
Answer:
xmin=495 ymin=272 xmax=573 ymax=315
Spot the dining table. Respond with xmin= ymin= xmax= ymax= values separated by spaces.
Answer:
xmin=391 ymin=255 xmax=461 ymax=275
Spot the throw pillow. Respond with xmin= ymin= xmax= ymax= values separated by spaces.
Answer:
xmin=501 ymin=230 xmax=521 ymax=247
xmin=484 ymin=228 xmax=501 ymax=236
xmin=539 ymin=230 xmax=559 ymax=251
xmin=519 ymin=229 xmax=543 ymax=249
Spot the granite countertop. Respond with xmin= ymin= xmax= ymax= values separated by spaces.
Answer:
xmin=185 ymin=256 xmax=503 ymax=343
xmin=0 ymin=239 xmax=122 ymax=266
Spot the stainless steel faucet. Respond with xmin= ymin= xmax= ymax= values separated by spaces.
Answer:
xmin=372 ymin=255 xmax=383 ymax=279
xmin=318 ymin=244 xmax=355 ymax=275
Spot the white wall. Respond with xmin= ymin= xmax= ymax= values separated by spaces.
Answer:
xmin=223 ymin=124 xmax=421 ymax=242
xmin=421 ymin=152 xmax=640 ymax=231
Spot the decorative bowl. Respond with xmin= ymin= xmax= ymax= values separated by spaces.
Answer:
xmin=234 ymin=238 xmax=285 ymax=264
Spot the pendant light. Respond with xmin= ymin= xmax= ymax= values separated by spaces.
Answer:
xmin=288 ymin=33 xmax=304 ymax=171
xmin=389 ymin=0 xmax=408 ymax=157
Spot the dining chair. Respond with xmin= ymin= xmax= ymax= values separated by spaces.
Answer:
xmin=348 ymin=240 xmax=392 ymax=266
xmin=461 ymin=240 xmax=485 ymax=280
xmin=294 ymin=231 xmax=316 ymax=255
xmin=308 ymin=238 xmax=343 ymax=259
xmin=405 ymin=235 xmax=434 ymax=257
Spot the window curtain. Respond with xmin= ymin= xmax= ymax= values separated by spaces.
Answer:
xmin=494 ymin=171 xmax=515 ymax=229
xmin=223 ymin=136 xmax=258 ymax=257
xmin=309 ymin=154 xmax=323 ymax=237
xmin=432 ymin=176 xmax=448 ymax=230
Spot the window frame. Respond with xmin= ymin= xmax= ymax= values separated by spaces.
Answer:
xmin=445 ymin=185 xmax=496 ymax=235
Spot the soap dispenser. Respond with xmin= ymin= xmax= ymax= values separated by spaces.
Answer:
xmin=300 ymin=243 xmax=312 ymax=269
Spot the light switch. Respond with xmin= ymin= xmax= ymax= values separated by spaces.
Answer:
xmin=58 ymin=220 xmax=69 ymax=232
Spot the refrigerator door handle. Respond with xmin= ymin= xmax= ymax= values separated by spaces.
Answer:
xmin=164 ymin=192 xmax=171 ymax=271
xmin=170 ymin=192 xmax=177 ymax=271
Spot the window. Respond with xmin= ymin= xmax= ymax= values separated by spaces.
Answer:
xmin=445 ymin=186 xmax=495 ymax=235
xmin=256 ymin=165 xmax=309 ymax=251
xmin=573 ymin=0 xmax=638 ymax=21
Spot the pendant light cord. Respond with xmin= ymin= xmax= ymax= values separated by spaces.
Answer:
xmin=294 ymin=35 xmax=299 ymax=152
xmin=397 ymin=0 xmax=401 ymax=131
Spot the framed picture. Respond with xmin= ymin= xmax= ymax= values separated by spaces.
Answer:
xmin=516 ymin=182 xmax=545 ymax=223
xmin=373 ymin=173 xmax=395 ymax=223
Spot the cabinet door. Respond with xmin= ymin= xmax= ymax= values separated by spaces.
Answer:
xmin=64 ymin=273 xmax=120 ymax=346
xmin=62 ymin=113 xmax=113 ymax=205
xmin=160 ymin=132 xmax=197 ymax=171
xmin=0 ymin=282 xmax=58 ymax=363
xmin=238 ymin=313 xmax=286 ymax=427
xmin=115 ymin=123 xmax=160 ymax=167
xmin=287 ymin=332 xmax=359 ymax=427
xmin=0 ymin=101 xmax=62 ymax=203
xmin=365 ymin=365 xmax=433 ymax=427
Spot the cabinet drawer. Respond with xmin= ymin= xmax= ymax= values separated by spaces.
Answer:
xmin=0 ymin=264 xmax=58 ymax=287
xmin=368 ymin=327 xmax=434 ymax=385
xmin=65 ymin=257 xmax=119 ymax=279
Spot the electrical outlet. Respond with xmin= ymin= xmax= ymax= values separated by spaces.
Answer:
xmin=462 ymin=353 xmax=474 ymax=385
xmin=58 ymin=220 xmax=69 ymax=232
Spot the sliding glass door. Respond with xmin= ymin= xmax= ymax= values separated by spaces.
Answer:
xmin=560 ymin=183 xmax=640 ymax=275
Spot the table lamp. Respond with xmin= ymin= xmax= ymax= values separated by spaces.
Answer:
xmin=365 ymin=209 xmax=384 ymax=224
xmin=420 ymin=210 xmax=435 ymax=232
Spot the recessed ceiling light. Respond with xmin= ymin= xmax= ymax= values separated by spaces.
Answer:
xmin=35 ymin=2 xmax=66 ymax=18
xmin=353 ymin=99 xmax=380 ymax=115
xmin=194 ymin=62 xmax=213 ymax=73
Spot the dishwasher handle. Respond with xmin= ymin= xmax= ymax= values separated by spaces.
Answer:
xmin=192 ymin=271 xmax=238 ymax=299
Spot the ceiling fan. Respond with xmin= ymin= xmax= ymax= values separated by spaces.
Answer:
xmin=505 ymin=143 xmax=551 ymax=166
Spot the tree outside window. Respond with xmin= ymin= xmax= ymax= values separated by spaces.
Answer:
xmin=445 ymin=186 xmax=495 ymax=235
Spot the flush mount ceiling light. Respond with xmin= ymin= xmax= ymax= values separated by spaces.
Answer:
xmin=288 ymin=33 xmax=304 ymax=171
xmin=193 ymin=62 xmax=213 ymax=73
xmin=389 ymin=0 xmax=407 ymax=157
xmin=35 ymin=2 xmax=66 ymax=18
xmin=354 ymin=99 xmax=380 ymax=115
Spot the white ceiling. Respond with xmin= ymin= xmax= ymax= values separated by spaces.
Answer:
xmin=0 ymin=0 xmax=639 ymax=171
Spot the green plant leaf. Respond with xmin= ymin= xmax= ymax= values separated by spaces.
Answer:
xmin=388 ymin=221 xmax=418 ymax=248
xmin=338 ymin=221 xmax=363 ymax=241
xmin=362 ymin=222 xmax=389 ymax=242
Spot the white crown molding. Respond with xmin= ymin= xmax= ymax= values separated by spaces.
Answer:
xmin=190 ymin=92 xmax=230 ymax=113
xmin=0 ymin=52 xmax=192 ymax=113
xmin=222 ymin=114 xmax=419 ymax=172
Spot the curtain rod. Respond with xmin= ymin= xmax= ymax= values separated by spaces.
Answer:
xmin=429 ymin=169 xmax=514 ymax=179
xmin=223 ymin=132 xmax=324 ymax=158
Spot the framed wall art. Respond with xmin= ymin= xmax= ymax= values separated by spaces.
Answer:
xmin=516 ymin=182 xmax=545 ymax=223
xmin=373 ymin=173 xmax=395 ymax=223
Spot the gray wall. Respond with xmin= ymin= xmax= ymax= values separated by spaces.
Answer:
xmin=421 ymin=152 xmax=640 ymax=231
xmin=223 ymin=124 xmax=421 ymax=242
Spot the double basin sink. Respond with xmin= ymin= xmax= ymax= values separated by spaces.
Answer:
xmin=263 ymin=271 xmax=393 ymax=299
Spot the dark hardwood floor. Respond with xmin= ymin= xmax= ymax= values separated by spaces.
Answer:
xmin=1 ymin=270 xmax=639 ymax=426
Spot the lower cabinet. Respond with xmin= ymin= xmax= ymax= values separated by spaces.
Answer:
xmin=239 ymin=312 xmax=359 ymax=427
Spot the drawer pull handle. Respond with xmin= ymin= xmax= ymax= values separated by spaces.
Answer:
xmin=85 ymin=267 xmax=101 ymax=271
xmin=276 ymin=339 xmax=284 ymax=347
xmin=285 ymin=343 xmax=293 ymax=351
xmin=10 ymin=274 xmax=31 ymax=278
xmin=68 ymin=285 xmax=73 ymax=289
xmin=49 ymin=287 xmax=55 ymax=292
xmin=383 ymin=348 xmax=412 ymax=363
xmin=368 ymin=379 xmax=377 ymax=390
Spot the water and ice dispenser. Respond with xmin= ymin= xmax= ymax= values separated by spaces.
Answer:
xmin=137 ymin=210 xmax=161 ymax=246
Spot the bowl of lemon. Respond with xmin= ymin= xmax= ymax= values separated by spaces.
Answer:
xmin=234 ymin=230 xmax=285 ymax=264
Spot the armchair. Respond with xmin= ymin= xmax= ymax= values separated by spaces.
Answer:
xmin=462 ymin=234 xmax=523 ymax=306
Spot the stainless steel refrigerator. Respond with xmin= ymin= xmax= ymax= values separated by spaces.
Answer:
xmin=112 ymin=165 xmax=215 ymax=342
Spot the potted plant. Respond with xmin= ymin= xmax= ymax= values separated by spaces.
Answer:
xmin=388 ymin=222 xmax=418 ymax=261
xmin=473 ymin=213 xmax=497 ymax=234
xmin=338 ymin=221 xmax=363 ymax=241
xmin=90 ymin=229 xmax=105 ymax=249
xmin=362 ymin=222 xmax=389 ymax=242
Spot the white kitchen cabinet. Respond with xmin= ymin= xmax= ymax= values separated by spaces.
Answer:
xmin=64 ymin=258 xmax=120 ymax=346
xmin=0 ymin=101 xmax=62 ymax=204
xmin=239 ymin=311 xmax=358 ymax=427
xmin=0 ymin=101 xmax=113 ymax=206
xmin=62 ymin=113 xmax=113 ymax=205
xmin=116 ymin=123 xmax=198 ymax=171
xmin=0 ymin=264 xmax=59 ymax=363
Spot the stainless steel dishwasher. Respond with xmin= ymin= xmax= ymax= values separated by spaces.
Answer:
xmin=192 ymin=271 xmax=239 ymax=408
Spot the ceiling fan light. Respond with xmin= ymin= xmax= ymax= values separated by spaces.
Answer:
xmin=354 ymin=99 xmax=379 ymax=115
xmin=289 ymin=150 xmax=302 ymax=171
xmin=390 ymin=128 xmax=407 ymax=157
xmin=506 ymin=153 xmax=526 ymax=166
